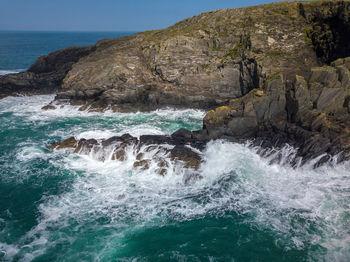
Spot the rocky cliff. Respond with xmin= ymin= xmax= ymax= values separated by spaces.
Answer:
xmin=2 ymin=0 xmax=350 ymax=165
xmin=0 ymin=45 xmax=95 ymax=98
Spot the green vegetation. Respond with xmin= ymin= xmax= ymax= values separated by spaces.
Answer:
xmin=225 ymin=43 xmax=244 ymax=59
xmin=200 ymin=64 xmax=210 ymax=70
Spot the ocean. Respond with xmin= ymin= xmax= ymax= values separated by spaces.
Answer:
xmin=0 ymin=31 xmax=350 ymax=262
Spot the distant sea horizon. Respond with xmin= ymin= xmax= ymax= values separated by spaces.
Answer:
xmin=0 ymin=30 xmax=136 ymax=72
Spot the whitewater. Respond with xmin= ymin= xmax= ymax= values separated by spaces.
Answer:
xmin=0 ymin=94 xmax=348 ymax=261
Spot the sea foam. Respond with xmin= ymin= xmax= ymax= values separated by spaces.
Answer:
xmin=1 ymin=95 xmax=349 ymax=261
xmin=10 ymin=140 xmax=350 ymax=261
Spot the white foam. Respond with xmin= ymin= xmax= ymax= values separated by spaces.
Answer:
xmin=117 ymin=124 xmax=165 ymax=137
xmin=0 ymin=95 xmax=205 ymax=137
xmin=16 ymin=145 xmax=46 ymax=162
xmin=2 ymin=95 xmax=350 ymax=261
xmin=13 ymin=140 xmax=350 ymax=261
xmin=0 ymin=69 xmax=24 ymax=75
xmin=0 ymin=242 xmax=20 ymax=261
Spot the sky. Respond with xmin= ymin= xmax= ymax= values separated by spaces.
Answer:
xmin=0 ymin=0 xmax=285 ymax=32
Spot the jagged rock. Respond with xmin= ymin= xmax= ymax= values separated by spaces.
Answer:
xmin=50 ymin=137 xmax=77 ymax=150
xmin=203 ymin=60 xmax=350 ymax=166
xmin=7 ymin=1 xmax=348 ymax=109
xmin=112 ymin=149 xmax=126 ymax=161
xmin=133 ymin=160 xmax=150 ymax=170
xmin=170 ymin=145 xmax=201 ymax=170
xmin=309 ymin=66 xmax=340 ymax=88
xmin=74 ymin=138 xmax=98 ymax=154
xmin=50 ymin=131 xmax=204 ymax=174
xmin=41 ymin=104 xmax=56 ymax=110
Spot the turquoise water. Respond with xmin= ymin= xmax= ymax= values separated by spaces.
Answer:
xmin=0 ymin=32 xmax=350 ymax=261
xmin=1 ymin=95 xmax=349 ymax=262
xmin=0 ymin=31 xmax=134 ymax=72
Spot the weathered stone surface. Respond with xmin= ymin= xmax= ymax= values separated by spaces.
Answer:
xmin=309 ymin=66 xmax=340 ymax=88
xmin=133 ymin=160 xmax=150 ymax=170
xmin=9 ymin=0 xmax=345 ymax=110
xmin=170 ymin=145 xmax=202 ymax=170
xmin=203 ymin=60 xmax=350 ymax=166
xmin=50 ymin=137 xmax=77 ymax=150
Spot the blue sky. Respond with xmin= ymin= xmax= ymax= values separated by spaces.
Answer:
xmin=1 ymin=0 xmax=284 ymax=31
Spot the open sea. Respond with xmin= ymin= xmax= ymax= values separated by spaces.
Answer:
xmin=0 ymin=31 xmax=350 ymax=262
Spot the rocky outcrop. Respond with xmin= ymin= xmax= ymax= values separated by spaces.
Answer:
xmin=203 ymin=58 xmax=350 ymax=166
xmin=47 ymin=1 xmax=350 ymax=113
xmin=50 ymin=130 xmax=206 ymax=179
xmin=0 ymin=46 xmax=95 ymax=98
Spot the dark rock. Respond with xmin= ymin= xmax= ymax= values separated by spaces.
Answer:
xmin=0 ymin=46 xmax=95 ymax=98
xmin=51 ymin=133 xmax=204 ymax=175
xmin=112 ymin=149 xmax=126 ymax=161
xmin=73 ymin=138 xmax=98 ymax=154
xmin=133 ymin=160 xmax=150 ymax=170
xmin=136 ymin=153 xmax=144 ymax=160
xmin=139 ymin=135 xmax=172 ymax=146
xmin=171 ymin=128 xmax=192 ymax=141
xmin=27 ymin=1 xmax=350 ymax=167
xmin=203 ymin=60 xmax=350 ymax=166
xmin=41 ymin=104 xmax=56 ymax=110
xmin=170 ymin=145 xmax=201 ymax=170
xmin=50 ymin=137 xmax=77 ymax=150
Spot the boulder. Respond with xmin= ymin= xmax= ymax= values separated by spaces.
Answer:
xmin=50 ymin=137 xmax=77 ymax=149
xmin=41 ymin=104 xmax=56 ymax=110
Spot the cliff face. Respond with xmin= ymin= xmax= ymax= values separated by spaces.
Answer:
xmin=204 ymin=59 xmax=350 ymax=166
xmin=2 ymin=0 xmax=350 ymax=165
xmin=1 ymin=1 xmax=349 ymax=109
xmin=57 ymin=1 xmax=320 ymax=111
xmin=56 ymin=1 xmax=350 ymax=113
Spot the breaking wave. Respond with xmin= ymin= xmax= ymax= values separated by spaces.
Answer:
xmin=0 ymin=69 xmax=24 ymax=76
xmin=0 ymin=95 xmax=349 ymax=261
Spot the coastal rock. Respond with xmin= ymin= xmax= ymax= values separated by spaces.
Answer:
xmin=1 ymin=1 xmax=349 ymax=109
xmin=203 ymin=60 xmax=350 ymax=166
xmin=41 ymin=104 xmax=56 ymax=110
xmin=170 ymin=145 xmax=201 ymax=170
xmin=54 ymin=1 xmax=350 ymax=112
xmin=50 ymin=137 xmax=77 ymax=150
xmin=0 ymin=46 xmax=95 ymax=98
xmin=50 ymin=130 xmax=204 ymax=175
